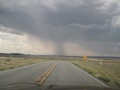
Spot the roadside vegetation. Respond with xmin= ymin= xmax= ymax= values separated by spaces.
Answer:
xmin=70 ymin=60 xmax=120 ymax=88
xmin=0 ymin=57 xmax=47 ymax=71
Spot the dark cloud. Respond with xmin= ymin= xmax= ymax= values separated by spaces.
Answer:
xmin=44 ymin=2 xmax=109 ymax=26
xmin=9 ymin=30 xmax=24 ymax=35
xmin=0 ymin=0 xmax=120 ymax=56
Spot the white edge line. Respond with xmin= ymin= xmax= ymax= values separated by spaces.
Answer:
xmin=70 ymin=62 xmax=108 ymax=87
xmin=77 ymin=66 xmax=108 ymax=87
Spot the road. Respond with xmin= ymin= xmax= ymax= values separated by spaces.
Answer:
xmin=0 ymin=61 xmax=107 ymax=87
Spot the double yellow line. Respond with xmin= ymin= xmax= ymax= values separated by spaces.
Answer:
xmin=36 ymin=62 xmax=58 ymax=85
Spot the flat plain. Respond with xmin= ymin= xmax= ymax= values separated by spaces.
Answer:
xmin=0 ymin=57 xmax=47 ymax=71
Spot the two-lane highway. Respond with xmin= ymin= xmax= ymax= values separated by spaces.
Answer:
xmin=0 ymin=61 xmax=56 ymax=86
xmin=0 ymin=61 xmax=107 ymax=87
xmin=44 ymin=61 xmax=107 ymax=87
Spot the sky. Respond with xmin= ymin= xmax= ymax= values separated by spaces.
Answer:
xmin=0 ymin=0 xmax=120 ymax=56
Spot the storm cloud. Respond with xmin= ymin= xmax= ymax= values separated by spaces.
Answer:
xmin=0 ymin=0 xmax=120 ymax=56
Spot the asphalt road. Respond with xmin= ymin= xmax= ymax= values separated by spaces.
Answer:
xmin=0 ymin=61 xmax=107 ymax=87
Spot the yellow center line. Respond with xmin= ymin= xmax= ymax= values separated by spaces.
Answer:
xmin=36 ymin=62 xmax=58 ymax=85
xmin=36 ymin=64 xmax=55 ymax=82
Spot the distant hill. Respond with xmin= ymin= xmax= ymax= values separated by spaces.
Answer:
xmin=0 ymin=53 xmax=26 ymax=57
xmin=0 ymin=53 xmax=24 ymax=55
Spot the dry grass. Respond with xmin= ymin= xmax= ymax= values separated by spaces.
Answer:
xmin=0 ymin=57 xmax=47 ymax=71
xmin=70 ymin=60 xmax=120 ymax=88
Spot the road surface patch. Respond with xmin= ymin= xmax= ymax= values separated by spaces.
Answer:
xmin=36 ymin=62 xmax=58 ymax=85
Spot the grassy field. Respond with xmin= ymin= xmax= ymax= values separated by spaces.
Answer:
xmin=70 ymin=60 xmax=120 ymax=88
xmin=0 ymin=57 xmax=47 ymax=71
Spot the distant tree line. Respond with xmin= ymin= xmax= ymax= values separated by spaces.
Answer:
xmin=0 ymin=53 xmax=27 ymax=57
xmin=0 ymin=53 xmax=24 ymax=55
